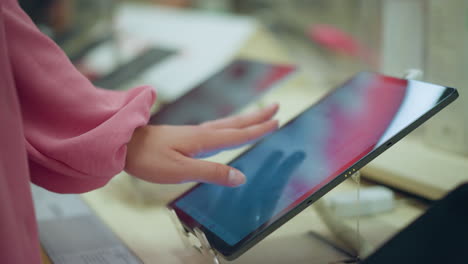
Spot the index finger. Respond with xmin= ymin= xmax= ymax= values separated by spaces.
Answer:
xmin=201 ymin=103 xmax=279 ymax=130
xmin=201 ymin=119 xmax=279 ymax=152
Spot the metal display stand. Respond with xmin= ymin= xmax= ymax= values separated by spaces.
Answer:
xmin=314 ymin=172 xmax=369 ymax=262
xmin=403 ymin=68 xmax=423 ymax=80
xmin=169 ymin=209 xmax=221 ymax=264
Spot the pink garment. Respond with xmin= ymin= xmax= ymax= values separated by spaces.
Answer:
xmin=0 ymin=0 xmax=156 ymax=263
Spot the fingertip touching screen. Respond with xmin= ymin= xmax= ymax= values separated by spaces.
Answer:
xmin=172 ymin=72 xmax=456 ymax=248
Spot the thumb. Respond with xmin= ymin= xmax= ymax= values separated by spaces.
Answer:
xmin=181 ymin=157 xmax=246 ymax=187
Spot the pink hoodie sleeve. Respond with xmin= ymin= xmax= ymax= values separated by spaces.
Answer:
xmin=3 ymin=0 xmax=156 ymax=193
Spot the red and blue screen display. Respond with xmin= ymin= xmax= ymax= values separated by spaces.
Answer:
xmin=175 ymin=72 xmax=449 ymax=245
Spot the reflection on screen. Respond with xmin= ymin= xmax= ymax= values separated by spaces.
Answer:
xmin=149 ymin=60 xmax=294 ymax=125
xmin=175 ymin=72 xmax=450 ymax=245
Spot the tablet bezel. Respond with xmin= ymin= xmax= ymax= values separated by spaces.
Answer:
xmin=168 ymin=72 xmax=458 ymax=260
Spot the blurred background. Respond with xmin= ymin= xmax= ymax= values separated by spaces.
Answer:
xmin=26 ymin=2 xmax=468 ymax=263
xmin=22 ymin=0 xmax=467 ymax=200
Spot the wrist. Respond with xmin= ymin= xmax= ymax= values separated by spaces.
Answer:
xmin=125 ymin=125 xmax=150 ymax=173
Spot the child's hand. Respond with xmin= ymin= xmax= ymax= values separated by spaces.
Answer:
xmin=125 ymin=104 xmax=279 ymax=187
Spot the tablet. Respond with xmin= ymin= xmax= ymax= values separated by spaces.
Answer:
xmin=149 ymin=59 xmax=296 ymax=125
xmin=168 ymin=72 xmax=458 ymax=260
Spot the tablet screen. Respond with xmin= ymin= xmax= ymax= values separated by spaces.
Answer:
xmin=172 ymin=72 xmax=455 ymax=248
xmin=149 ymin=59 xmax=295 ymax=125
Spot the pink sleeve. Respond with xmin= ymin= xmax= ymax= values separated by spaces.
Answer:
xmin=3 ymin=0 xmax=156 ymax=193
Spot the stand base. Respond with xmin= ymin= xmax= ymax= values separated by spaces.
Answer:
xmin=168 ymin=172 xmax=364 ymax=264
xmin=230 ymin=231 xmax=358 ymax=264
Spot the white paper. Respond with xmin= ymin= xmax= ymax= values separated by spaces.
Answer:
xmin=31 ymin=185 xmax=90 ymax=221
xmin=31 ymin=185 xmax=142 ymax=264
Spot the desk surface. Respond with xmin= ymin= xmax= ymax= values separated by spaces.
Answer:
xmin=41 ymin=24 xmax=426 ymax=264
